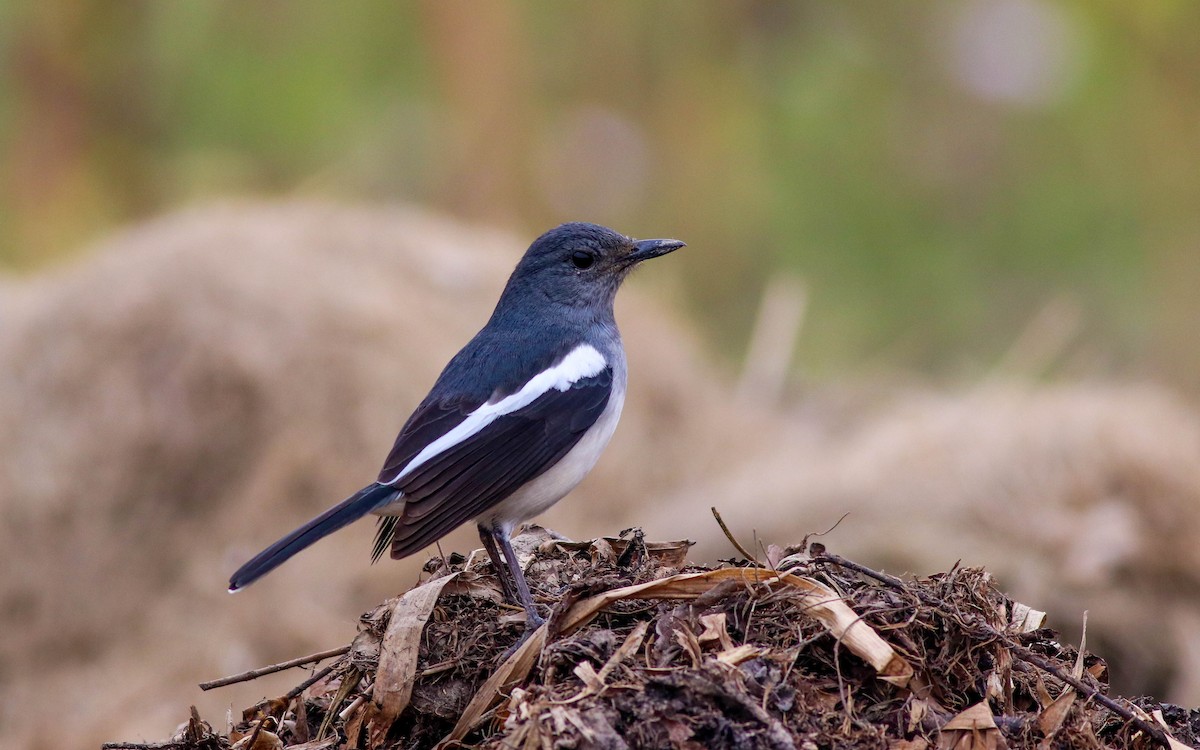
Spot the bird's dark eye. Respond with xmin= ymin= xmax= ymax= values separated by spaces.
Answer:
xmin=571 ymin=250 xmax=595 ymax=269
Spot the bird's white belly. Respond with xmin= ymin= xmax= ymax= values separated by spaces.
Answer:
xmin=480 ymin=384 xmax=626 ymax=533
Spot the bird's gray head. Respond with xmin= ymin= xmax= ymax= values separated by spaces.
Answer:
xmin=499 ymin=222 xmax=685 ymax=312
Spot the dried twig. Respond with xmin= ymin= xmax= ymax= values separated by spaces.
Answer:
xmin=101 ymin=743 xmax=187 ymax=750
xmin=199 ymin=645 xmax=349 ymax=691
xmin=711 ymin=506 xmax=757 ymax=562
xmin=813 ymin=552 xmax=1175 ymax=750
xmin=285 ymin=661 xmax=340 ymax=701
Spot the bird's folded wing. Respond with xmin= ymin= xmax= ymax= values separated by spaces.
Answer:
xmin=377 ymin=367 xmax=613 ymax=558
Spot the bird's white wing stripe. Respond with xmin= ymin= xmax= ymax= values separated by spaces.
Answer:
xmin=384 ymin=343 xmax=608 ymax=485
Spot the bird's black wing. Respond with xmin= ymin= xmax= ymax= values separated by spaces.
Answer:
xmin=376 ymin=393 xmax=481 ymax=485
xmin=376 ymin=367 xmax=613 ymax=560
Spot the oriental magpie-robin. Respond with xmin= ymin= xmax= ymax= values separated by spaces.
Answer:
xmin=228 ymin=223 xmax=684 ymax=626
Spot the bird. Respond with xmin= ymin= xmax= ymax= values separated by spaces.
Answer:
xmin=228 ymin=222 xmax=685 ymax=627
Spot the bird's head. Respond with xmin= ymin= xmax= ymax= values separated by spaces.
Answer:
xmin=502 ymin=223 xmax=685 ymax=311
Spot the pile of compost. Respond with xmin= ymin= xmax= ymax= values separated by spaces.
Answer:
xmin=113 ymin=526 xmax=1199 ymax=750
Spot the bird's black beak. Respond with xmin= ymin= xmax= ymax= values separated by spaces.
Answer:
xmin=628 ymin=238 xmax=686 ymax=263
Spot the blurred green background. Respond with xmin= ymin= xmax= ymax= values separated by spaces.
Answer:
xmin=3 ymin=0 xmax=1198 ymax=387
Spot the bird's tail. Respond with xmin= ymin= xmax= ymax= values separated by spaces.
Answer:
xmin=228 ymin=483 xmax=401 ymax=592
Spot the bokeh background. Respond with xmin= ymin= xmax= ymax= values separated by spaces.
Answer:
xmin=4 ymin=2 xmax=1200 ymax=747
xmin=8 ymin=0 xmax=1200 ymax=383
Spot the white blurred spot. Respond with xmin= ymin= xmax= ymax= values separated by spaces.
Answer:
xmin=534 ymin=106 xmax=651 ymax=220
xmin=944 ymin=0 xmax=1086 ymax=108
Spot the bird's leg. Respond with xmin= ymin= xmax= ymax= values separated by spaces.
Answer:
xmin=494 ymin=525 xmax=546 ymax=628
xmin=478 ymin=524 xmax=518 ymax=604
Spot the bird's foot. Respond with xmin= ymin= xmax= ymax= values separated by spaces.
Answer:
xmin=499 ymin=611 xmax=546 ymax=660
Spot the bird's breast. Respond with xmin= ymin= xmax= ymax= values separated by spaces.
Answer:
xmin=480 ymin=380 xmax=627 ymax=532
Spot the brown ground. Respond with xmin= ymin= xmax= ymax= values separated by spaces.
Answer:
xmin=3 ymin=202 xmax=1200 ymax=748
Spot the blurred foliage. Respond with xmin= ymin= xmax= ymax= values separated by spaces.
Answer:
xmin=2 ymin=0 xmax=1199 ymax=386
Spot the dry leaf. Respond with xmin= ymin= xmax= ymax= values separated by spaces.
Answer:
xmin=1073 ymin=612 xmax=1088 ymax=680
xmin=1150 ymin=709 xmax=1194 ymax=750
xmin=943 ymin=702 xmax=997 ymax=732
xmin=230 ymin=728 xmax=283 ymax=750
xmin=595 ymin=620 xmax=649 ymax=683
xmin=938 ymin=702 xmax=1008 ymax=750
xmin=697 ymin=612 xmax=734 ymax=651
xmin=440 ymin=572 xmax=505 ymax=604
xmin=1031 ymin=673 xmax=1053 ymax=709
xmin=644 ymin=539 xmax=695 ymax=568
xmin=573 ymin=661 xmax=604 ymax=691
xmin=369 ymin=571 xmax=461 ymax=748
xmin=591 ymin=537 xmax=617 ymax=564
xmin=1009 ymin=602 xmax=1046 ymax=633
xmin=343 ymin=700 xmax=372 ymax=750
xmin=285 ymin=739 xmax=339 ymax=750
xmin=715 ymin=644 xmax=765 ymax=665
xmin=674 ymin=623 xmax=703 ymax=669
xmin=985 ymin=670 xmax=1007 ymax=704
xmin=555 ymin=537 xmax=693 ymax=568
xmin=1036 ymin=690 xmax=1076 ymax=748
xmin=907 ymin=697 xmax=930 ymax=734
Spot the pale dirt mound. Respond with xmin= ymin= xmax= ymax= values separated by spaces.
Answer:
xmin=111 ymin=529 xmax=1199 ymax=750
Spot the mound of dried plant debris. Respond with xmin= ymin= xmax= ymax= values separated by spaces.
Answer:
xmin=108 ymin=523 xmax=1199 ymax=750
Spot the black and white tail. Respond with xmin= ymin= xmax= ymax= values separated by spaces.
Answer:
xmin=228 ymin=483 xmax=400 ymax=591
